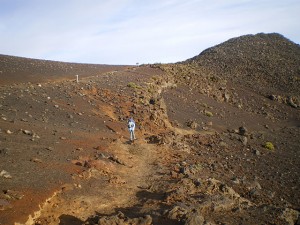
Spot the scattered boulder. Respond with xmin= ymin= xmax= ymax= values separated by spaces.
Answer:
xmin=6 ymin=130 xmax=13 ymax=134
xmin=253 ymin=149 xmax=260 ymax=156
xmin=22 ymin=129 xmax=33 ymax=135
xmin=146 ymin=135 xmax=161 ymax=144
xmin=3 ymin=190 xmax=24 ymax=200
xmin=98 ymin=211 xmax=152 ymax=225
xmin=184 ymin=211 xmax=204 ymax=225
xmin=240 ymin=136 xmax=248 ymax=146
xmin=280 ymin=208 xmax=299 ymax=225
xmin=219 ymin=141 xmax=228 ymax=148
xmin=186 ymin=120 xmax=198 ymax=129
xmin=179 ymin=164 xmax=202 ymax=177
xmin=108 ymin=175 xmax=126 ymax=185
xmin=166 ymin=206 xmax=188 ymax=220
xmin=206 ymin=121 xmax=213 ymax=126
xmin=149 ymin=112 xmax=158 ymax=121
xmin=149 ymin=98 xmax=156 ymax=105
xmin=238 ymin=126 xmax=247 ymax=136
xmin=223 ymin=92 xmax=230 ymax=102
xmin=231 ymin=177 xmax=240 ymax=184
xmin=72 ymin=158 xmax=116 ymax=174
xmin=46 ymin=147 xmax=54 ymax=151
xmin=30 ymin=158 xmax=42 ymax=163
xmin=288 ymin=96 xmax=298 ymax=108
xmin=108 ymin=155 xmax=126 ymax=166
xmin=268 ymin=94 xmax=278 ymax=101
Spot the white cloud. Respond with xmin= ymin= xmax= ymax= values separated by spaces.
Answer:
xmin=0 ymin=0 xmax=299 ymax=64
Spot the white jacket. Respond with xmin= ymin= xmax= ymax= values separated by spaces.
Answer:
xmin=128 ymin=121 xmax=135 ymax=131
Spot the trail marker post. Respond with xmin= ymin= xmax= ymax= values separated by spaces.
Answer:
xmin=75 ymin=75 xmax=79 ymax=83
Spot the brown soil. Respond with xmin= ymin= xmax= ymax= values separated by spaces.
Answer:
xmin=0 ymin=33 xmax=299 ymax=225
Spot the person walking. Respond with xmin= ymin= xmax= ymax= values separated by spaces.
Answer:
xmin=128 ymin=117 xmax=136 ymax=142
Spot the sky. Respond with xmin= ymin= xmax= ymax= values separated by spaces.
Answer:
xmin=0 ymin=0 xmax=299 ymax=65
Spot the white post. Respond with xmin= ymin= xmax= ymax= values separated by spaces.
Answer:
xmin=76 ymin=75 xmax=79 ymax=83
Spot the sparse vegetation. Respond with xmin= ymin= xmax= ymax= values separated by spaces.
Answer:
xmin=127 ymin=82 xmax=140 ymax=89
xmin=151 ymin=75 xmax=159 ymax=81
xmin=205 ymin=110 xmax=213 ymax=117
xmin=264 ymin=141 xmax=275 ymax=150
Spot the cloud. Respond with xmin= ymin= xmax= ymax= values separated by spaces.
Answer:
xmin=0 ymin=0 xmax=299 ymax=64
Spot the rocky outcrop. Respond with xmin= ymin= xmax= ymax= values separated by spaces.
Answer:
xmin=97 ymin=212 xmax=152 ymax=225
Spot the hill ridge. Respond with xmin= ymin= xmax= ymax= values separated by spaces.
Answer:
xmin=0 ymin=54 xmax=128 ymax=85
xmin=181 ymin=32 xmax=300 ymax=106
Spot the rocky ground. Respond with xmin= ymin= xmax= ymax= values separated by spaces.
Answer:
xmin=0 ymin=33 xmax=299 ymax=225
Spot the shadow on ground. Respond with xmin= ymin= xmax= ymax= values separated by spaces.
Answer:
xmin=59 ymin=214 xmax=83 ymax=225
xmin=84 ymin=189 xmax=182 ymax=225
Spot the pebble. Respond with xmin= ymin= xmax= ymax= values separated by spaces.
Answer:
xmin=207 ymin=121 xmax=213 ymax=126
xmin=3 ymin=190 xmax=24 ymax=200
xmin=253 ymin=149 xmax=261 ymax=155
xmin=240 ymin=136 xmax=248 ymax=146
xmin=32 ymin=133 xmax=40 ymax=139
xmin=194 ymin=179 xmax=202 ymax=187
xmin=0 ymin=170 xmax=12 ymax=179
xmin=232 ymin=177 xmax=240 ymax=184
xmin=46 ymin=147 xmax=54 ymax=151
xmin=74 ymin=184 xmax=82 ymax=189
xmin=0 ymin=148 xmax=9 ymax=155
xmin=219 ymin=141 xmax=228 ymax=148
xmin=22 ymin=130 xmax=32 ymax=135
xmin=30 ymin=158 xmax=42 ymax=163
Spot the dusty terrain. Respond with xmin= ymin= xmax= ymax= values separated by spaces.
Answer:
xmin=0 ymin=33 xmax=299 ymax=225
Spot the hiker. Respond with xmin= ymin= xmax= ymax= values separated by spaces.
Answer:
xmin=128 ymin=117 xmax=136 ymax=142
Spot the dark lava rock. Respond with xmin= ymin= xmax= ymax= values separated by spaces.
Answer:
xmin=98 ymin=211 xmax=152 ymax=225
xmin=239 ymin=126 xmax=248 ymax=136
xmin=185 ymin=211 xmax=204 ymax=225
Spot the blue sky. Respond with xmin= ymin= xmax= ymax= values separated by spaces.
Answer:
xmin=0 ymin=0 xmax=299 ymax=65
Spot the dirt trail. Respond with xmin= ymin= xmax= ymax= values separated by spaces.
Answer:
xmin=33 ymin=137 xmax=160 ymax=224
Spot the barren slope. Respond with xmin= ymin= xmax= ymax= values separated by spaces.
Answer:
xmin=0 ymin=54 xmax=128 ymax=85
xmin=1 ymin=33 xmax=300 ymax=225
xmin=186 ymin=33 xmax=300 ymax=101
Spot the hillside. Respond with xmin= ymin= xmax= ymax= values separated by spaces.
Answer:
xmin=186 ymin=33 xmax=300 ymax=96
xmin=0 ymin=33 xmax=300 ymax=225
xmin=0 ymin=54 xmax=128 ymax=85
